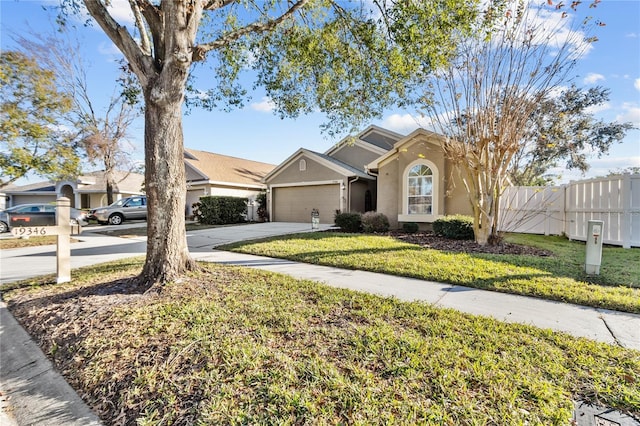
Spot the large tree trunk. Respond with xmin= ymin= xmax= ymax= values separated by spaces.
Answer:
xmin=140 ymin=78 xmax=197 ymax=286
xmin=105 ymin=169 xmax=114 ymax=206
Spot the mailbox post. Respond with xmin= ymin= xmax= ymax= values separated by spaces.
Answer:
xmin=56 ymin=197 xmax=71 ymax=283
xmin=311 ymin=209 xmax=320 ymax=230
xmin=10 ymin=196 xmax=79 ymax=283
xmin=585 ymin=220 xmax=604 ymax=275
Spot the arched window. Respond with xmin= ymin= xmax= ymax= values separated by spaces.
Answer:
xmin=407 ymin=164 xmax=433 ymax=215
xmin=299 ymin=159 xmax=307 ymax=171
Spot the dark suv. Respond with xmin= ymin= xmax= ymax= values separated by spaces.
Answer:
xmin=0 ymin=204 xmax=88 ymax=233
xmin=94 ymin=196 xmax=147 ymax=225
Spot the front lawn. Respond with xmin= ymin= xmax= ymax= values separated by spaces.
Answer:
xmin=4 ymin=260 xmax=639 ymax=425
xmin=222 ymin=233 xmax=640 ymax=313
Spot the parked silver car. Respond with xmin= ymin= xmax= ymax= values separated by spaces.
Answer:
xmin=94 ymin=196 xmax=147 ymax=225
xmin=0 ymin=204 xmax=88 ymax=233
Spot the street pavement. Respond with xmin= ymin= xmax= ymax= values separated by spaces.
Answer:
xmin=1 ymin=222 xmax=639 ymax=425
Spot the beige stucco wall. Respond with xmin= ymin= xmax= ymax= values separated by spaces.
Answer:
xmin=444 ymin=171 xmax=473 ymax=216
xmin=267 ymin=154 xmax=345 ymax=185
xmin=10 ymin=194 xmax=57 ymax=206
xmin=376 ymin=160 xmax=400 ymax=228
xmin=375 ymin=134 xmax=472 ymax=229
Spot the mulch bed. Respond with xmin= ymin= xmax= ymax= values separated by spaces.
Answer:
xmin=387 ymin=232 xmax=554 ymax=256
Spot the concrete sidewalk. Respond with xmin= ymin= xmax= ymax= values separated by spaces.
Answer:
xmin=1 ymin=222 xmax=639 ymax=425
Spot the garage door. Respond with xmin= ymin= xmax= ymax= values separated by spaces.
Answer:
xmin=273 ymin=185 xmax=339 ymax=223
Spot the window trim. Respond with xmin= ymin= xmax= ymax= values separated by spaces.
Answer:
xmin=299 ymin=159 xmax=307 ymax=171
xmin=400 ymin=159 xmax=439 ymax=222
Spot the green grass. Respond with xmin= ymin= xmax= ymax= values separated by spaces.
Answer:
xmin=3 ymin=259 xmax=639 ymax=425
xmin=0 ymin=236 xmax=80 ymax=250
xmin=222 ymin=233 xmax=640 ymax=313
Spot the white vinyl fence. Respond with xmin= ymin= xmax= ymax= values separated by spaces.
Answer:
xmin=499 ymin=174 xmax=640 ymax=248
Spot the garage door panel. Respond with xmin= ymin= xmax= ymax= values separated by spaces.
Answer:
xmin=274 ymin=185 xmax=338 ymax=223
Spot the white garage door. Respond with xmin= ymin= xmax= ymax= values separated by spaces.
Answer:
xmin=273 ymin=185 xmax=339 ymax=223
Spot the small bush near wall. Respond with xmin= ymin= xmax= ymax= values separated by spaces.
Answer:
xmin=335 ymin=212 xmax=362 ymax=233
xmin=361 ymin=212 xmax=390 ymax=233
xmin=193 ymin=196 xmax=248 ymax=225
xmin=402 ymin=222 xmax=419 ymax=234
xmin=433 ymin=215 xmax=475 ymax=240
xmin=256 ymin=191 xmax=269 ymax=222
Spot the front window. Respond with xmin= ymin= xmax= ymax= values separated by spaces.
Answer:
xmin=407 ymin=165 xmax=432 ymax=215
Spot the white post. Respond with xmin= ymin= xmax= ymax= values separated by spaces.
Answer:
xmin=56 ymin=197 xmax=71 ymax=283
xmin=621 ymin=173 xmax=631 ymax=249
xmin=585 ymin=220 xmax=604 ymax=275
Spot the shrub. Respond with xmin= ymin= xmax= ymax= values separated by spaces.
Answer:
xmin=256 ymin=191 xmax=269 ymax=222
xmin=334 ymin=212 xmax=361 ymax=233
xmin=361 ymin=211 xmax=390 ymax=233
xmin=433 ymin=215 xmax=474 ymax=240
xmin=402 ymin=222 xmax=419 ymax=234
xmin=193 ymin=196 xmax=248 ymax=225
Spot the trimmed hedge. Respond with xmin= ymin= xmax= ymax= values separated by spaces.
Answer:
xmin=335 ymin=212 xmax=361 ymax=233
xmin=193 ymin=196 xmax=247 ymax=225
xmin=361 ymin=212 xmax=389 ymax=233
xmin=433 ymin=215 xmax=474 ymax=240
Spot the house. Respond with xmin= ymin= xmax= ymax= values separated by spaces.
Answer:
xmin=2 ymin=170 xmax=145 ymax=210
xmin=263 ymin=125 xmax=403 ymax=224
xmin=3 ymin=149 xmax=276 ymax=220
xmin=184 ymin=148 xmax=275 ymax=218
xmin=366 ymin=128 xmax=472 ymax=229
xmin=265 ymin=126 xmax=472 ymax=228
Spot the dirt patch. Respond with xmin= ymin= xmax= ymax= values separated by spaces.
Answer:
xmin=388 ymin=232 xmax=554 ymax=256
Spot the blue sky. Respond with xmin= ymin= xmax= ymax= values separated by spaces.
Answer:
xmin=1 ymin=0 xmax=639 ymax=184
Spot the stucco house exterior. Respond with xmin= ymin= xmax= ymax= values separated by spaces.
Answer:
xmin=3 ymin=149 xmax=276 ymax=220
xmin=184 ymin=148 xmax=275 ymax=218
xmin=265 ymin=126 xmax=472 ymax=228
xmin=366 ymin=128 xmax=472 ymax=230
xmin=262 ymin=126 xmax=403 ymax=224
xmin=2 ymin=170 xmax=145 ymax=210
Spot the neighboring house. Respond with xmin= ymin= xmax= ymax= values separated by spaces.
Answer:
xmin=263 ymin=125 xmax=403 ymax=224
xmin=184 ymin=148 xmax=275 ymax=218
xmin=2 ymin=170 xmax=145 ymax=210
xmin=265 ymin=125 xmax=472 ymax=228
xmin=366 ymin=128 xmax=472 ymax=229
xmin=3 ymin=150 xmax=275 ymax=219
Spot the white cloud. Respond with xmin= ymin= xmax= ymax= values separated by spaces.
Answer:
xmin=583 ymin=73 xmax=605 ymax=85
xmin=107 ymin=0 xmax=135 ymax=25
xmin=635 ymin=78 xmax=640 ymax=91
xmin=250 ymin=97 xmax=276 ymax=113
xmin=552 ymin=156 xmax=640 ymax=183
xmin=584 ymin=102 xmax=611 ymax=115
xmin=380 ymin=113 xmax=434 ymax=134
xmin=626 ymin=33 xmax=638 ymax=38
xmin=616 ymin=103 xmax=640 ymax=127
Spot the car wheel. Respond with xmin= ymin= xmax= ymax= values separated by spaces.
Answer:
xmin=0 ymin=221 xmax=8 ymax=233
xmin=109 ymin=214 xmax=124 ymax=225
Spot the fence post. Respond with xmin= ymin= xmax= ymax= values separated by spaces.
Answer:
xmin=621 ymin=173 xmax=631 ymax=249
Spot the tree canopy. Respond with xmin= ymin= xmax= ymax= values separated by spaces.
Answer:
xmin=11 ymin=30 xmax=141 ymax=204
xmin=420 ymin=0 xmax=609 ymax=244
xmin=53 ymin=0 xmax=481 ymax=286
xmin=0 ymin=51 xmax=79 ymax=188
xmin=510 ymin=85 xmax=634 ymax=186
